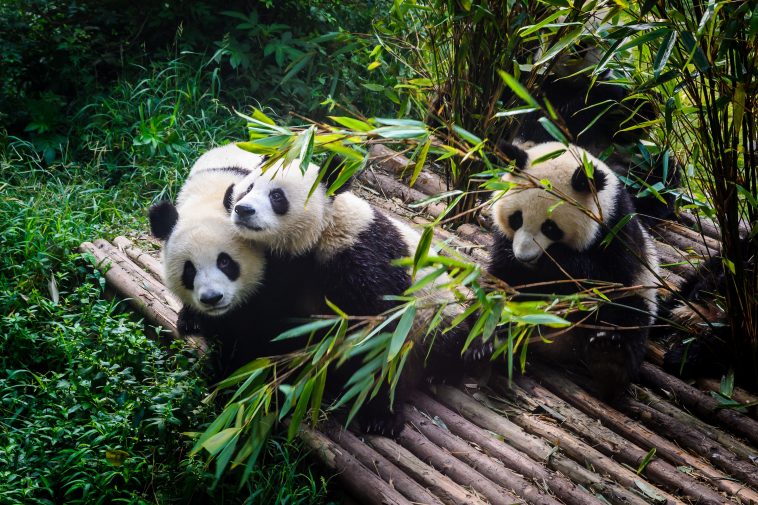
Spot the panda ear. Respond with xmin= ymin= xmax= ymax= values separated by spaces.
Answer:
xmin=571 ymin=165 xmax=607 ymax=193
xmin=495 ymin=141 xmax=528 ymax=171
xmin=149 ymin=201 xmax=179 ymax=240
xmin=322 ymin=155 xmax=353 ymax=194
xmin=223 ymin=184 xmax=235 ymax=213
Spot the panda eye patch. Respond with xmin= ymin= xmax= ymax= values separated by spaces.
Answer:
xmin=508 ymin=211 xmax=523 ymax=231
xmin=182 ymin=261 xmax=196 ymax=290
xmin=269 ymin=188 xmax=289 ymax=215
xmin=217 ymin=252 xmax=240 ymax=281
xmin=541 ymin=219 xmax=564 ymax=241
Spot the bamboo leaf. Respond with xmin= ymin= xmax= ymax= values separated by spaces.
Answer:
xmin=388 ymin=305 xmax=416 ymax=361
xmin=413 ymin=226 xmax=433 ymax=276
xmin=534 ymin=27 xmax=583 ymax=66
xmin=410 ymin=137 xmax=432 ymax=187
xmin=272 ymin=318 xmax=340 ymax=341
xmin=288 ymin=377 xmax=315 ymax=441
xmin=538 ymin=117 xmax=568 ymax=145
xmin=497 ymin=71 xmax=539 ymax=108
xmin=636 ymin=448 xmax=656 ymax=474
xmin=653 ymin=31 xmax=677 ymax=78
xmin=329 ymin=116 xmax=374 ymax=132
xmin=601 ymin=213 xmax=636 ymax=247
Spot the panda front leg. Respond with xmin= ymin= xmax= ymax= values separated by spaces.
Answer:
xmin=584 ymin=296 xmax=651 ymax=400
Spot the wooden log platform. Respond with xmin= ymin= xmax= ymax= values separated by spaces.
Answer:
xmin=78 ymin=147 xmax=758 ymax=504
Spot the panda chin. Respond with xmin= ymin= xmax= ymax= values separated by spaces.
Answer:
xmin=201 ymin=304 xmax=233 ymax=316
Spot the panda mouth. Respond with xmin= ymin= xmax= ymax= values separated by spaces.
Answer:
xmin=238 ymin=222 xmax=264 ymax=232
xmin=203 ymin=304 xmax=232 ymax=315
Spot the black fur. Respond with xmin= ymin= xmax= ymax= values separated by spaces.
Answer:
xmin=496 ymin=142 xmax=528 ymax=171
xmin=181 ymin=261 xmax=196 ymax=290
xmin=222 ymin=184 xmax=234 ymax=213
xmin=201 ymin=166 xmax=253 ymax=177
xmin=217 ymin=252 xmax=240 ymax=281
xmin=269 ymin=188 xmax=289 ymax=215
xmin=148 ymin=201 xmax=179 ymax=240
xmin=571 ymin=165 xmax=607 ymax=193
xmin=489 ymin=184 xmax=652 ymax=399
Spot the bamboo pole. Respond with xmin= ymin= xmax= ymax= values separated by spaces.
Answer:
xmin=413 ymin=393 xmax=598 ymax=505
xmin=434 ymin=386 xmax=641 ymax=505
xmin=396 ymin=421 xmax=525 ymax=505
xmin=495 ymin=378 xmax=681 ymax=505
xmin=640 ymin=363 xmax=758 ymax=447
xmin=321 ymin=421 xmax=444 ymax=505
xmin=405 ymin=406 xmax=564 ymax=505
xmin=367 ymin=435 xmax=488 ymax=505
xmin=529 ymin=364 xmax=753 ymax=503
xmin=296 ymin=423 xmax=412 ymax=505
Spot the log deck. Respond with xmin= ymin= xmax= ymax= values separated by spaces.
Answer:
xmin=79 ymin=147 xmax=758 ymax=504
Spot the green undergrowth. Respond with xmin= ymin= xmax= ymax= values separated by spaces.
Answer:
xmin=0 ymin=55 xmax=332 ymax=504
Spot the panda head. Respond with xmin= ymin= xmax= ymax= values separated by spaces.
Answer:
xmin=492 ymin=141 xmax=619 ymax=266
xmin=149 ymin=201 xmax=266 ymax=317
xmin=226 ymin=157 xmax=350 ymax=256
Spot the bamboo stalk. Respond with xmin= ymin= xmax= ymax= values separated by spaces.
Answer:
xmin=396 ymin=419 xmax=525 ymax=505
xmin=495 ymin=378 xmax=681 ymax=505
xmin=633 ymin=385 xmax=758 ymax=463
xmin=640 ymin=362 xmax=758 ymax=447
xmin=695 ymin=378 xmax=758 ymax=421
xmin=367 ymin=435 xmax=488 ymax=505
xmin=529 ymin=364 xmax=752 ymax=503
xmin=622 ymin=397 xmax=758 ymax=490
xmin=405 ymin=406 xmax=564 ymax=505
xmin=434 ymin=386 xmax=640 ymax=505
xmin=321 ymin=421 xmax=444 ymax=505
xmin=296 ymin=423 xmax=412 ymax=505
xmin=413 ymin=393 xmax=597 ymax=505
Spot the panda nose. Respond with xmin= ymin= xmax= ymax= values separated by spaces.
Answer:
xmin=235 ymin=204 xmax=256 ymax=217
xmin=200 ymin=291 xmax=223 ymax=306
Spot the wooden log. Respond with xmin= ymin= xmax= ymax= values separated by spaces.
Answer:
xmin=656 ymin=221 xmax=722 ymax=254
xmin=367 ymin=435 xmax=488 ymax=505
xmin=359 ymin=169 xmax=446 ymax=218
xmin=529 ymin=364 xmax=753 ymax=503
xmin=404 ymin=407 xmax=563 ymax=505
xmin=396 ymin=420 xmax=525 ymax=505
xmin=695 ymin=378 xmax=758 ymax=421
xmin=455 ymin=224 xmax=493 ymax=248
xmin=653 ymin=239 xmax=698 ymax=275
xmin=496 ymin=378 xmax=681 ymax=505
xmin=80 ymin=241 xmax=178 ymax=336
xmin=678 ymin=212 xmax=721 ymax=241
xmin=434 ymin=386 xmax=640 ymax=505
xmin=640 ymin=362 xmax=758 ymax=447
xmin=646 ymin=341 xmax=667 ymax=367
xmin=295 ymin=423 xmax=411 ymax=505
xmin=633 ymin=385 xmax=758 ymax=463
xmin=112 ymin=235 xmax=164 ymax=282
xmin=369 ymin=144 xmax=449 ymax=196
xmin=321 ymin=421 xmax=443 ymax=505
xmin=622 ymin=398 xmax=758 ymax=490
xmin=650 ymin=226 xmax=712 ymax=259
xmin=413 ymin=393 xmax=597 ymax=505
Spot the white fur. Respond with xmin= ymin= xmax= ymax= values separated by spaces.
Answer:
xmin=315 ymin=192 xmax=375 ymax=261
xmin=162 ymin=146 xmax=267 ymax=316
xmin=189 ymin=143 xmax=266 ymax=176
xmin=230 ymin=159 xmax=330 ymax=256
xmin=492 ymin=142 xmax=621 ymax=263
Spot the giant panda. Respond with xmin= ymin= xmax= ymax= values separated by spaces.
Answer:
xmin=489 ymin=141 xmax=660 ymax=398
xmin=224 ymin=156 xmax=484 ymax=435
xmin=147 ymin=144 xmax=308 ymax=377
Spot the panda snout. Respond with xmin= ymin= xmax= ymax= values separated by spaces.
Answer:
xmin=235 ymin=204 xmax=256 ymax=217
xmin=200 ymin=291 xmax=224 ymax=306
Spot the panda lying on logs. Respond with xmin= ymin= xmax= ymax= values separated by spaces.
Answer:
xmin=488 ymin=141 xmax=660 ymax=398
xmin=224 ymin=154 xmax=487 ymax=435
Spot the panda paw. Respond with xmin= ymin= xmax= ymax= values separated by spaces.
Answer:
xmin=463 ymin=339 xmax=495 ymax=366
xmin=359 ymin=410 xmax=406 ymax=438
xmin=176 ymin=307 xmax=202 ymax=336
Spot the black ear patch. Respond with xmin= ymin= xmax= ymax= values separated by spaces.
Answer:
xmin=149 ymin=201 xmax=179 ymax=240
xmin=223 ymin=184 xmax=235 ymax=213
xmin=322 ymin=155 xmax=353 ymax=194
xmin=571 ymin=165 xmax=607 ymax=193
xmin=495 ymin=141 xmax=528 ymax=171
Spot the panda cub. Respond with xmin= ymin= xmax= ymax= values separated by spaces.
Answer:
xmin=489 ymin=141 xmax=659 ymax=398
xmin=148 ymin=145 xmax=291 ymax=376
xmin=225 ymin=158 xmax=479 ymax=434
